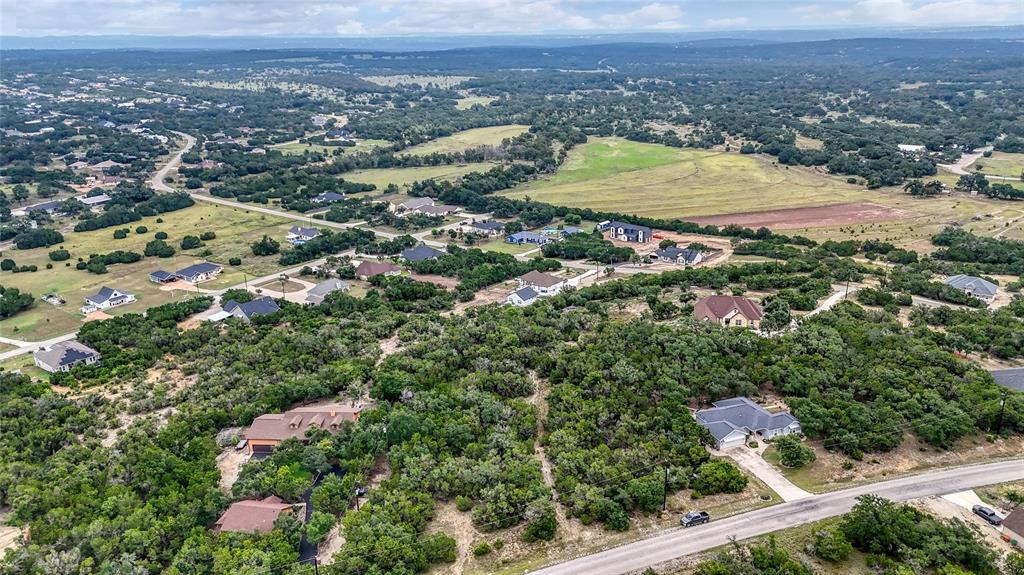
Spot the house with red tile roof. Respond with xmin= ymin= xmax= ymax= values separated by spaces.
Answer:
xmin=693 ymin=296 xmax=763 ymax=329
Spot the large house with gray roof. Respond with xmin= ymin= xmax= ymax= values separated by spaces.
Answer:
xmin=598 ymin=220 xmax=653 ymax=243
xmin=150 ymin=262 xmax=223 ymax=284
xmin=33 ymin=341 xmax=101 ymax=373
xmin=695 ymin=397 xmax=801 ymax=450
xmin=942 ymin=274 xmax=997 ymax=302
xmin=222 ymin=296 xmax=280 ymax=323
xmin=305 ymin=279 xmax=351 ymax=305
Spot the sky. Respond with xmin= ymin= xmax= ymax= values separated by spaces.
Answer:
xmin=1 ymin=0 xmax=1022 ymax=37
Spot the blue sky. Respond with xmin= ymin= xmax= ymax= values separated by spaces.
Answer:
xmin=1 ymin=0 xmax=1022 ymax=36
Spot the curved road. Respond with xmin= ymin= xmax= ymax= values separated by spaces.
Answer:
xmin=150 ymin=131 xmax=196 ymax=192
xmin=529 ymin=459 xmax=1024 ymax=575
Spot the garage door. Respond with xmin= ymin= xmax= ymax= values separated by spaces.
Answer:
xmin=719 ymin=435 xmax=745 ymax=450
xmin=251 ymin=443 xmax=274 ymax=455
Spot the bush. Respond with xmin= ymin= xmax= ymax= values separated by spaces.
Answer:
xmin=144 ymin=239 xmax=175 ymax=258
xmin=48 ymin=249 xmax=70 ymax=261
xmin=200 ymin=231 xmax=216 ymax=241
xmin=692 ymin=460 xmax=748 ymax=496
xmin=154 ymin=231 xmax=168 ymax=240
xmin=113 ymin=229 xmax=129 ymax=239
xmin=775 ymin=435 xmax=816 ymax=468
xmin=522 ymin=512 xmax=557 ymax=542
xmin=136 ymin=226 xmax=148 ymax=234
xmin=1 ymin=259 xmax=15 ymax=271
xmin=180 ymin=235 xmax=202 ymax=250
xmin=422 ymin=532 xmax=458 ymax=564
xmin=156 ymin=218 xmax=164 ymax=223
xmin=304 ymin=511 xmax=335 ymax=545
xmin=251 ymin=235 xmax=281 ymax=256
xmin=14 ymin=228 xmax=64 ymax=249
xmin=473 ymin=542 xmax=491 ymax=557
xmin=812 ymin=528 xmax=852 ymax=562
xmin=455 ymin=495 xmax=473 ymax=512
xmin=228 ymin=257 xmax=242 ymax=266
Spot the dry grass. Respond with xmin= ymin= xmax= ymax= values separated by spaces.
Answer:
xmin=402 ymin=125 xmax=530 ymax=156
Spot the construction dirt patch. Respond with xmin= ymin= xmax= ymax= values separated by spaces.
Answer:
xmin=689 ymin=202 xmax=905 ymax=230
xmin=410 ymin=273 xmax=459 ymax=289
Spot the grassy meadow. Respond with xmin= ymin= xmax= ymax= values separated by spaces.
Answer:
xmin=0 ymin=203 xmax=294 ymax=341
xmin=346 ymin=162 xmax=497 ymax=190
xmin=401 ymin=125 xmax=529 ymax=156
xmin=969 ymin=151 xmax=1024 ymax=178
xmin=503 ymin=137 xmax=872 ymax=218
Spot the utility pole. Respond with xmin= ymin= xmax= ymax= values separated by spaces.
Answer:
xmin=662 ymin=465 xmax=669 ymax=511
xmin=995 ymin=390 xmax=1008 ymax=435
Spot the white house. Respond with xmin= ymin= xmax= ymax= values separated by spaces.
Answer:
xmin=517 ymin=271 xmax=566 ymax=296
xmin=506 ymin=287 xmax=539 ymax=307
xmin=33 ymin=341 xmax=101 ymax=373
xmin=81 ymin=286 xmax=136 ymax=313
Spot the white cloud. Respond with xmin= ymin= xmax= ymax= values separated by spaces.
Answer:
xmin=703 ymin=17 xmax=750 ymax=29
xmin=597 ymin=3 xmax=688 ymax=30
xmin=842 ymin=0 xmax=1024 ymax=26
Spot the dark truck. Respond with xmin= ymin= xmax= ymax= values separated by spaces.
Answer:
xmin=680 ymin=511 xmax=710 ymax=527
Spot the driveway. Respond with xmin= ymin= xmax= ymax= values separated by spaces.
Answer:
xmin=718 ymin=446 xmax=812 ymax=502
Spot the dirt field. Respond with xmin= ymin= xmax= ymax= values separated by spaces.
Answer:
xmin=410 ymin=273 xmax=459 ymax=289
xmin=0 ymin=508 xmax=21 ymax=556
xmin=689 ymin=202 xmax=905 ymax=230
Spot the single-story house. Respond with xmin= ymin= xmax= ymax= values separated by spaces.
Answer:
xmin=325 ymin=129 xmax=353 ymax=142
xmin=355 ymin=261 xmax=401 ymax=280
xmin=469 ymin=221 xmax=505 ymax=236
xmin=415 ymin=203 xmax=459 ymax=216
xmin=395 ymin=197 xmax=434 ymax=212
xmin=69 ymin=160 xmax=90 ymax=169
xmin=88 ymin=159 xmax=126 ymax=172
xmin=897 ymin=144 xmax=927 ymax=153
xmin=598 ymin=220 xmax=652 ymax=243
xmin=1003 ymin=509 xmax=1024 ymax=542
xmin=33 ymin=341 xmax=101 ymax=373
xmin=81 ymin=286 xmax=135 ymax=313
xmin=506 ymin=286 xmax=539 ymax=307
xmin=943 ymin=274 xmax=997 ymax=302
xmin=651 ymin=246 xmax=705 ymax=266
xmin=695 ymin=397 xmax=802 ymax=450
xmin=244 ymin=403 xmax=371 ymax=454
xmin=148 ymin=270 xmax=177 ymax=284
xmin=286 ymin=225 xmax=321 ymax=244
xmin=507 ymin=231 xmax=551 ymax=245
xmin=693 ymin=295 xmax=763 ymax=329
xmin=305 ymin=279 xmax=350 ymax=305
xmin=77 ymin=193 xmax=112 ymax=207
xmin=222 ymin=296 xmax=280 ymax=323
xmin=517 ymin=270 xmax=565 ymax=295
xmin=311 ymin=191 xmax=345 ymax=204
xmin=25 ymin=201 xmax=61 ymax=214
xmin=173 ymin=262 xmax=223 ymax=283
xmin=213 ymin=496 xmax=296 ymax=534
xmin=400 ymin=245 xmax=444 ymax=262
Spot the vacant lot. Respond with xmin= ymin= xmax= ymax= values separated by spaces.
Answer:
xmin=401 ymin=125 xmax=529 ymax=156
xmin=361 ymin=75 xmax=474 ymax=88
xmin=273 ymin=139 xmax=389 ymax=156
xmin=455 ymin=96 xmax=497 ymax=110
xmin=690 ymin=202 xmax=905 ymax=229
xmin=969 ymin=151 xmax=1024 ymax=178
xmin=0 ymin=204 xmax=293 ymax=341
xmin=503 ymin=138 xmax=872 ymax=219
xmin=346 ymin=162 xmax=496 ymax=190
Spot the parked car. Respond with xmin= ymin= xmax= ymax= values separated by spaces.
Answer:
xmin=972 ymin=505 xmax=1002 ymax=525
xmin=680 ymin=511 xmax=710 ymax=527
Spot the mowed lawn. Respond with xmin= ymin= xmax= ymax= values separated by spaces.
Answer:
xmin=0 ymin=203 xmax=294 ymax=341
xmin=502 ymin=137 xmax=872 ymax=219
xmin=970 ymin=151 xmax=1024 ymax=178
xmin=401 ymin=125 xmax=530 ymax=156
xmin=346 ymin=162 xmax=497 ymax=190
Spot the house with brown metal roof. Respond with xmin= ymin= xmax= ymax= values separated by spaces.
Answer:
xmin=517 ymin=270 xmax=565 ymax=295
xmin=355 ymin=261 xmax=401 ymax=280
xmin=243 ymin=403 xmax=371 ymax=454
xmin=1003 ymin=509 xmax=1024 ymax=543
xmin=693 ymin=296 xmax=763 ymax=329
xmin=213 ymin=496 xmax=296 ymax=534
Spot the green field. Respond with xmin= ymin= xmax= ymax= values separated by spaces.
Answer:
xmin=401 ymin=125 xmax=529 ymax=156
xmin=970 ymin=151 xmax=1024 ymax=178
xmin=455 ymin=96 xmax=497 ymax=110
xmin=273 ymin=139 xmax=390 ymax=156
xmin=502 ymin=138 xmax=870 ymax=219
xmin=346 ymin=162 xmax=496 ymax=190
xmin=0 ymin=203 xmax=294 ymax=341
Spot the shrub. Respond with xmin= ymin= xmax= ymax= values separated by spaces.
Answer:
xmin=775 ymin=435 xmax=816 ymax=468
xmin=473 ymin=542 xmax=491 ymax=557
xmin=422 ymin=533 xmax=458 ymax=564
xmin=455 ymin=495 xmax=473 ymax=512
xmin=228 ymin=257 xmax=242 ymax=266
xmin=180 ymin=235 xmax=202 ymax=250
xmin=113 ymin=229 xmax=129 ymax=239
xmin=156 ymin=218 xmax=164 ymax=223
xmin=14 ymin=228 xmax=64 ymax=249
xmin=812 ymin=528 xmax=852 ymax=562
xmin=49 ymin=249 xmax=70 ymax=261
xmin=522 ymin=512 xmax=557 ymax=542
xmin=304 ymin=511 xmax=335 ymax=545
xmin=1 ymin=259 xmax=15 ymax=271
xmin=692 ymin=460 xmax=748 ymax=496
xmin=200 ymin=231 xmax=216 ymax=241
xmin=144 ymin=239 xmax=175 ymax=258
xmin=155 ymin=231 xmax=168 ymax=240
xmin=251 ymin=235 xmax=281 ymax=256
xmin=136 ymin=226 xmax=148 ymax=234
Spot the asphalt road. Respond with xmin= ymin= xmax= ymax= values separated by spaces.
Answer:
xmin=990 ymin=368 xmax=1024 ymax=392
xmin=150 ymin=131 xmax=196 ymax=192
xmin=528 ymin=459 xmax=1024 ymax=575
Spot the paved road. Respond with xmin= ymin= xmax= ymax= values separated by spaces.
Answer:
xmin=528 ymin=459 xmax=1024 ymax=575
xmin=0 ymin=331 xmax=78 ymax=361
xmin=938 ymin=145 xmax=1019 ymax=181
xmin=805 ymin=284 xmax=859 ymax=318
xmin=720 ymin=447 xmax=811 ymax=502
xmin=990 ymin=368 xmax=1024 ymax=392
xmin=150 ymin=131 xmax=196 ymax=192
